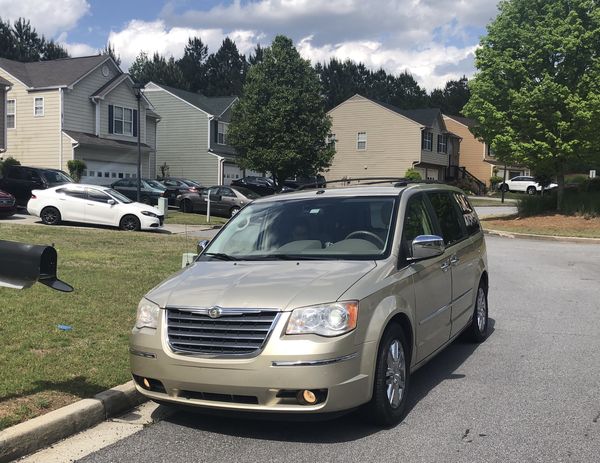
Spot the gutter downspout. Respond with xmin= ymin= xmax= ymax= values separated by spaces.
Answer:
xmin=59 ymin=88 xmax=63 ymax=169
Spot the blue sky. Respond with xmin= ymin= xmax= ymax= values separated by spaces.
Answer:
xmin=0 ymin=0 xmax=498 ymax=90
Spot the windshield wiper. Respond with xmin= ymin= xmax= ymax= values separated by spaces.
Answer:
xmin=257 ymin=254 xmax=328 ymax=261
xmin=204 ymin=252 xmax=240 ymax=261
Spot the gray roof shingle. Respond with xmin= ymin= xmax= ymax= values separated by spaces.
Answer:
xmin=444 ymin=114 xmax=477 ymax=128
xmin=0 ymin=75 xmax=12 ymax=87
xmin=0 ymin=55 xmax=109 ymax=88
xmin=149 ymin=82 xmax=237 ymax=116
xmin=370 ymin=98 xmax=442 ymax=127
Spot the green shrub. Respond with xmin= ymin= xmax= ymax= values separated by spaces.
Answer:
xmin=579 ymin=177 xmax=600 ymax=193
xmin=0 ymin=156 xmax=21 ymax=176
xmin=490 ymin=175 xmax=503 ymax=189
xmin=518 ymin=189 xmax=600 ymax=217
xmin=405 ymin=168 xmax=422 ymax=181
xmin=566 ymin=174 xmax=588 ymax=185
xmin=67 ymin=159 xmax=86 ymax=183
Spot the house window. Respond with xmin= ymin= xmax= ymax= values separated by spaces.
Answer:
xmin=113 ymin=106 xmax=133 ymax=135
xmin=34 ymin=97 xmax=44 ymax=117
xmin=437 ymin=134 xmax=448 ymax=153
xmin=422 ymin=131 xmax=433 ymax=151
xmin=357 ymin=132 xmax=367 ymax=150
xmin=6 ymin=99 xmax=15 ymax=128
xmin=486 ymin=144 xmax=495 ymax=157
xmin=217 ymin=121 xmax=228 ymax=145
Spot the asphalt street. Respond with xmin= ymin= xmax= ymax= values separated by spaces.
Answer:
xmin=36 ymin=236 xmax=600 ymax=462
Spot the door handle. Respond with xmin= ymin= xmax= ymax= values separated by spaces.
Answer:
xmin=440 ymin=260 xmax=451 ymax=271
xmin=450 ymin=255 xmax=460 ymax=266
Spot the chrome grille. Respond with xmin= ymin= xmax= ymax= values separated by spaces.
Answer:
xmin=166 ymin=307 xmax=280 ymax=356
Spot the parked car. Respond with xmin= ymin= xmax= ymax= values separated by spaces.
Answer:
xmin=0 ymin=165 xmax=73 ymax=206
xmin=177 ymin=185 xmax=260 ymax=217
xmin=0 ymin=189 xmax=17 ymax=218
xmin=283 ymin=175 xmax=326 ymax=190
xmin=131 ymin=182 xmax=489 ymax=426
xmin=231 ymin=176 xmax=277 ymax=196
xmin=27 ymin=184 xmax=164 ymax=231
xmin=159 ymin=178 xmax=203 ymax=205
xmin=111 ymin=178 xmax=168 ymax=205
xmin=498 ymin=176 xmax=558 ymax=194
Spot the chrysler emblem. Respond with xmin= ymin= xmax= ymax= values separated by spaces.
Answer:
xmin=208 ymin=306 xmax=222 ymax=319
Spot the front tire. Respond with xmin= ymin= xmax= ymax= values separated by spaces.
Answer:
xmin=120 ymin=214 xmax=141 ymax=231
xmin=365 ymin=323 xmax=410 ymax=427
xmin=466 ymin=282 xmax=489 ymax=343
xmin=527 ymin=186 xmax=536 ymax=195
xmin=40 ymin=206 xmax=61 ymax=225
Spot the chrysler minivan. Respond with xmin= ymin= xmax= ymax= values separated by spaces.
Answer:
xmin=130 ymin=183 xmax=489 ymax=426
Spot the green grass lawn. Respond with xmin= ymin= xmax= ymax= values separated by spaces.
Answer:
xmin=165 ymin=210 xmax=228 ymax=226
xmin=0 ymin=224 xmax=194 ymax=430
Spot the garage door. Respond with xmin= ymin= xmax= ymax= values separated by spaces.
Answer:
xmin=223 ymin=164 xmax=263 ymax=185
xmin=81 ymin=160 xmax=137 ymax=186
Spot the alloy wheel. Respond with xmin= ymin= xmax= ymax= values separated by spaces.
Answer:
xmin=385 ymin=339 xmax=406 ymax=409
xmin=476 ymin=287 xmax=487 ymax=332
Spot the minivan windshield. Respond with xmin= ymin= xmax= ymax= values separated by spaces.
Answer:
xmin=203 ymin=196 xmax=397 ymax=260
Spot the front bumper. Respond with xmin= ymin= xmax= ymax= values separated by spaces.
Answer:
xmin=139 ymin=214 xmax=163 ymax=230
xmin=130 ymin=311 xmax=376 ymax=414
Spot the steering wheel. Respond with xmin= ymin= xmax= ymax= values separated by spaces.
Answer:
xmin=344 ymin=230 xmax=385 ymax=248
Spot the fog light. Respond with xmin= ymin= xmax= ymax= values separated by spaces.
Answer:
xmin=297 ymin=389 xmax=317 ymax=405
xmin=143 ymin=378 xmax=150 ymax=389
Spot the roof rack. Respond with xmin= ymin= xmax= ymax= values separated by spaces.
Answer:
xmin=296 ymin=177 xmax=443 ymax=190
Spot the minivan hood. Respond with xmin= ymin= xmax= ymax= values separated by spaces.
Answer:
xmin=145 ymin=260 xmax=377 ymax=310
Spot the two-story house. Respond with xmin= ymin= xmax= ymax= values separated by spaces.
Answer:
xmin=0 ymin=55 xmax=159 ymax=184
xmin=443 ymin=114 xmax=530 ymax=187
xmin=143 ymin=82 xmax=259 ymax=186
xmin=0 ymin=75 xmax=12 ymax=152
xmin=326 ymin=94 xmax=460 ymax=183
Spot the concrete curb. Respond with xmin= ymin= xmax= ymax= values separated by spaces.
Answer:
xmin=484 ymin=228 xmax=600 ymax=244
xmin=0 ymin=381 xmax=146 ymax=463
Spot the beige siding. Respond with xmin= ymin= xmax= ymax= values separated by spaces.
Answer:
xmin=1 ymin=69 xmax=62 ymax=168
xmin=61 ymin=132 xmax=76 ymax=171
xmin=444 ymin=117 xmax=492 ymax=186
xmin=63 ymin=60 xmax=120 ymax=133
xmin=100 ymin=80 xmax=148 ymax=143
xmin=144 ymin=88 xmax=219 ymax=185
xmin=326 ymin=95 xmax=422 ymax=182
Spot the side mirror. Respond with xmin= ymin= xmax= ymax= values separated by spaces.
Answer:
xmin=107 ymin=199 xmax=116 ymax=205
xmin=197 ymin=239 xmax=210 ymax=255
xmin=410 ymin=235 xmax=445 ymax=261
xmin=0 ymin=240 xmax=73 ymax=292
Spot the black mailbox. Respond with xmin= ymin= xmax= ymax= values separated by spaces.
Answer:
xmin=0 ymin=240 xmax=73 ymax=292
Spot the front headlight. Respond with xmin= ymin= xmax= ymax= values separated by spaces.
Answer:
xmin=141 ymin=211 xmax=158 ymax=218
xmin=286 ymin=301 xmax=358 ymax=337
xmin=135 ymin=298 xmax=160 ymax=329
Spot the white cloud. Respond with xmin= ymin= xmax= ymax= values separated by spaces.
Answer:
xmin=0 ymin=0 xmax=90 ymax=37
xmin=108 ymin=20 xmax=262 ymax=70
xmin=155 ymin=0 xmax=498 ymax=90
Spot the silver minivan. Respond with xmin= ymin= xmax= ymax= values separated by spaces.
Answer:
xmin=130 ymin=183 xmax=488 ymax=426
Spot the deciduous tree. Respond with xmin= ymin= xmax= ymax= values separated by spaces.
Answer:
xmin=227 ymin=36 xmax=334 ymax=186
xmin=463 ymin=0 xmax=600 ymax=210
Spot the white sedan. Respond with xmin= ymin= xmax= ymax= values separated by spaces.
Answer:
xmin=27 ymin=184 xmax=164 ymax=231
xmin=498 ymin=176 xmax=558 ymax=194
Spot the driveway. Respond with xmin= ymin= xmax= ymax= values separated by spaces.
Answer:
xmin=21 ymin=236 xmax=600 ymax=463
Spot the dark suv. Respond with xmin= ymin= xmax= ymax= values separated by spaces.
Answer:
xmin=0 ymin=166 xmax=73 ymax=206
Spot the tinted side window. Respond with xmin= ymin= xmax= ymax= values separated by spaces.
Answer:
xmin=402 ymin=195 xmax=435 ymax=257
xmin=453 ymin=193 xmax=480 ymax=236
xmin=86 ymin=188 xmax=111 ymax=203
xmin=63 ymin=188 xmax=87 ymax=199
xmin=219 ymin=187 xmax=236 ymax=197
xmin=428 ymin=192 xmax=466 ymax=246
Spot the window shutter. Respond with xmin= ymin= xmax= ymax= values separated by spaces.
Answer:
xmin=133 ymin=109 xmax=138 ymax=137
xmin=108 ymin=105 xmax=114 ymax=134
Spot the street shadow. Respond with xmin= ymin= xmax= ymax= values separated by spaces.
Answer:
xmin=159 ymin=318 xmax=496 ymax=444
xmin=0 ymin=376 xmax=105 ymax=403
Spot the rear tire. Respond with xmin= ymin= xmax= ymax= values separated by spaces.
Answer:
xmin=120 ymin=214 xmax=141 ymax=231
xmin=230 ymin=206 xmax=240 ymax=217
xmin=40 ymin=206 xmax=61 ymax=225
xmin=466 ymin=281 xmax=489 ymax=343
xmin=501 ymin=184 xmax=509 ymax=193
xmin=181 ymin=199 xmax=193 ymax=213
xmin=527 ymin=186 xmax=536 ymax=195
xmin=364 ymin=323 xmax=410 ymax=427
